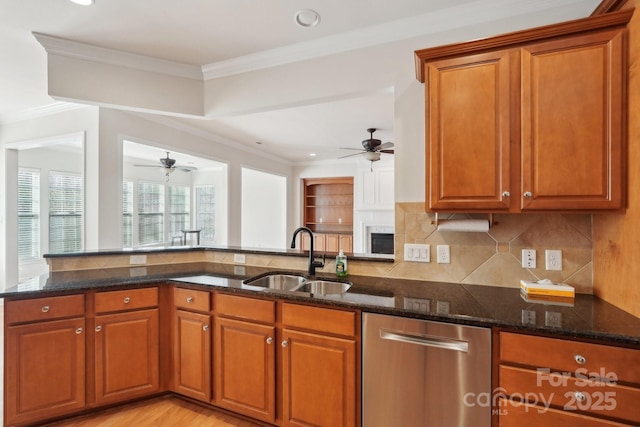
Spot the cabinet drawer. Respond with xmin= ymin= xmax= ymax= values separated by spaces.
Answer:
xmin=6 ymin=294 xmax=85 ymax=324
xmin=95 ymin=287 xmax=158 ymax=313
xmin=282 ymin=303 xmax=356 ymax=337
xmin=498 ymin=398 xmax=630 ymax=427
xmin=174 ymin=287 xmax=210 ymax=312
xmin=216 ymin=293 xmax=275 ymax=323
xmin=500 ymin=332 xmax=640 ymax=384
xmin=500 ymin=365 xmax=640 ymax=424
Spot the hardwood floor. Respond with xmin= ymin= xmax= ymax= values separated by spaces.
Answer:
xmin=43 ymin=396 xmax=266 ymax=427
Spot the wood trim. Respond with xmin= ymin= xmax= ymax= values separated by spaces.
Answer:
xmin=592 ymin=0 xmax=629 ymax=15
xmin=414 ymin=8 xmax=634 ymax=82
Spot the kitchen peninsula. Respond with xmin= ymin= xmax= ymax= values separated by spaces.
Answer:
xmin=3 ymin=246 xmax=640 ymax=427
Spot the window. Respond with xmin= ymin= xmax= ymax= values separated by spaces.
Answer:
xmin=138 ymin=181 xmax=164 ymax=245
xmin=18 ymin=168 xmax=40 ymax=261
xmin=49 ymin=171 xmax=83 ymax=253
xmin=122 ymin=180 xmax=133 ymax=248
xmin=196 ymin=186 xmax=215 ymax=245
xmin=168 ymin=185 xmax=190 ymax=238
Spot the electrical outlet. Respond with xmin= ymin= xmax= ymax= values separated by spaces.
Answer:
xmin=521 ymin=309 xmax=536 ymax=325
xmin=233 ymin=253 xmax=246 ymax=264
xmin=545 ymin=311 xmax=562 ymax=327
xmin=129 ymin=255 xmax=147 ymax=265
xmin=545 ymin=249 xmax=562 ymax=271
xmin=436 ymin=245 xmax=450 ymax=264
xmin=522 ymin=249 xmax=536 ymax=268
xmin=436 ymin=300 xmax=450 ymax=314
xmin=404 ymin=243 xmax=430 ymax=263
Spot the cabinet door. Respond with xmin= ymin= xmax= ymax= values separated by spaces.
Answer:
xmin=95 ymin=308 xmax=159 ymax=405
xmin=6 ymin=318 xmax=86 ymax=426
xmin=426 ymin=49 xmax=517 ymax=211
xmin=325 ymin=234 xmax=340 ymax=253
xmin=174 ymin=310 xmax=211 ymax=402
xmin=521 ymin=28 xmax=624 ymax=210
xmin=281 ymin=328 xmax=356 ymax=427
xmin=340 ymin=234 xmax=353 ymax=253
xmin=215 ymin=317 xmax=276 ymax=423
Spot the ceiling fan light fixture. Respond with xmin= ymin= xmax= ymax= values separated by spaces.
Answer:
xmin=295 ymin=9 xmax=321 ymax=28
xmin=364 ymin=151 xmax=381 ymax=162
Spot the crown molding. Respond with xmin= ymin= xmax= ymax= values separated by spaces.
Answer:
xmin=0 ymin=101 xmax=89 ymax=125
xmin=33 ymin=32 xmax=203 ymax=80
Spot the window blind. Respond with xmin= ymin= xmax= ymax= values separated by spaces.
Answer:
xmin=138 ymin=181 xmax=164 ymax=245
xmin=122 ymin=180 xmax=133 ymax=248
xmin=18 ymin=168 xmax=40 ymax=261
xmin=196 ymin=186 xmax=215 ymax=244
xmin=49 ymin=171 xmax=83 ymax=253
xmin=169 ymin=185 xmax=190 ymax=237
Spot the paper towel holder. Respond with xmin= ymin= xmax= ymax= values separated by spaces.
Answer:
xmin=431 ymin=212 xmax=495 ymax=228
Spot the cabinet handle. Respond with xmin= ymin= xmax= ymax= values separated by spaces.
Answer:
xmin=75 ymin=327 xmax=83 ymax=334
xmin=203 ymin=324 xmax=209 ymax=331
xmin=281 ymin=340 xmax=289 ymax=348
xmin=523 ymin=191 xmax=532 ymax=198
xmin=266 ymin=337 xmax=273 ymax=344
xmin=123 ymin=297 xmax=131 ymax=304
xmin=502 ymin=191 xmax=510 ymax=198
xmin=574 ymin=391 xmax=587 ymax=402
xmin=41 ymin=305 xmax=50 ymax=313
xmin=95 ymin=325 xmax=103 ymax=332
xmin=186 ymin=297 xmax=193 ymax=303
xmin=574 ymin=354 xmax=587 ymax=365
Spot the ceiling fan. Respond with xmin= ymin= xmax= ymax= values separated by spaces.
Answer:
xmin=339 ymin=128 xmax=394 ymax=162
xmin=134 ymin=152 xmax=197 ymax=180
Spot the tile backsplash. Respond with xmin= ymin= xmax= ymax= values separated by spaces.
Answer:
xmin=392 ymin=202 xmax=593 ymax=293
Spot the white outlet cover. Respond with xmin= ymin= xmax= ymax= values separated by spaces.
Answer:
xmin=545 ymin=249 xmax=562 ymax=271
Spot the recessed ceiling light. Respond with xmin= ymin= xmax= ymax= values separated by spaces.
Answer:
xmin=309 ymin=153 xmax=317 ymax=157
xmin=69 ymin=0 xmax=95 ymax=5
xmin=295 ymin=9 xmax=321 ymax=28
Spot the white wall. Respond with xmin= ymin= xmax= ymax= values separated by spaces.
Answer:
xmin=241 ymin=168 xmax=287 ymax=249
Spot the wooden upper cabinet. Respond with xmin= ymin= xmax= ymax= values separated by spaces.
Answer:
xmin=520 ymin=29 xmax=625 ymax=210
xmin=417 ymin=9 xmax=633 ymax=213
xmin=427 ymin=49 xmax=517 ymax=211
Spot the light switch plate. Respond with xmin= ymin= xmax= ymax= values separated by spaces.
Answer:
xmin=404 ymin=243 xmax=430 ymax=263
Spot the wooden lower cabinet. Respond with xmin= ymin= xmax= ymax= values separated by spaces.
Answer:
xmin=301 ymin=233 xmax=353 ymax=253
xmin=5 ymin=317 xmax=86 ymax=426
xmin=497 ymin=331 xmax=640 ymax=426
xmin=174 ymin=309 xmax=211 ymax=401
xmin=215 ymin=317 xmax=276 ymax=423
xmin=281 ymin=328 xmax=356 ymax=427
xmin=94 ymin=308 xmax=160 ymax=405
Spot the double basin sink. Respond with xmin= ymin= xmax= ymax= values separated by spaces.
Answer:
xmin=243 ymin=272 xmax=352 ymax=296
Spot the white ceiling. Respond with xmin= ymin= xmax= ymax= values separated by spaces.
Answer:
xmin=0 ymin=0 xmax=601 ymax=164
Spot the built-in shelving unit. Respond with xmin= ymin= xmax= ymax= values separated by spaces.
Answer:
xmin=302 ymin=177 xmax=353 ymax=253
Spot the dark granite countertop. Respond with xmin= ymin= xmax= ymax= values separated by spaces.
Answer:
xmin=3 ymin=262 xmax=639 ymax=347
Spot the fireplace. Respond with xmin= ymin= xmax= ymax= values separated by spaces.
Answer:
xmin=365 ymin=225 xmax=394 ymax=254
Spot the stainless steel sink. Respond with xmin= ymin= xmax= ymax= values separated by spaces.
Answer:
xmin=293 ymin=280 xmax=352 ymax=295
xmin=243 ymin=273 xmax=306 ymax=291
xmin=242 ymin=273 xmax=351 ymax=295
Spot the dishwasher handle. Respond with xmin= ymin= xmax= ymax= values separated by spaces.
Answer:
xmin=380 ymin=329 xmax=469 ymax=353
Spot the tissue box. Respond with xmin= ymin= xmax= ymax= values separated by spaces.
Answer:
xmin=520 ymin=279 xmax=575 ymax=298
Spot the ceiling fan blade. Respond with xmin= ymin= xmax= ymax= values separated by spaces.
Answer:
xmin=176 ymin=166 xmax=197 ymax=172
xmin=379 ymin=149 xmax=394 ymax=154
xmin=338 ymin=152 xmax=365 ymax=159
xmin=339 ymin=147 xmax=365 ymax=151
xmin=133 ymin=164 xmax=161 ymax=168
xmin=377 ymin=142 xmax=394 ymax=150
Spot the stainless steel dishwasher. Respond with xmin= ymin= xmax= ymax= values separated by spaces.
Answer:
xmin=363 ymin=313 xmax=491 ymax=427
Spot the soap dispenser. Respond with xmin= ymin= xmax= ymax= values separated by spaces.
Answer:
xmin=336 ymin=249 xmax=348 ymax=277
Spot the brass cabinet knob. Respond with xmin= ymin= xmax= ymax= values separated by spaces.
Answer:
xmin=574 ymin=354 xmax=586 ymax=365
xmin=95 ymin=325 xmax=103 ymax=332
xmin=281 ymin=340 xmax=289 ymax=348
xmin=524 ymin=191 xmax=533 ymax=198
xmin=266 ymin=337 xmax=273 ymax=345
xmin=75 ymin=328 xmax=83 ymax=335
xmin=186 ymin=297 xmax=193 ymax=303
xmin=502 ymin=191 xmax=510 ymax=198
xmin=203 ymin=324 xmax=209 ymax=332
xmin=41 ymin=305 xmax=50 ymax=313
